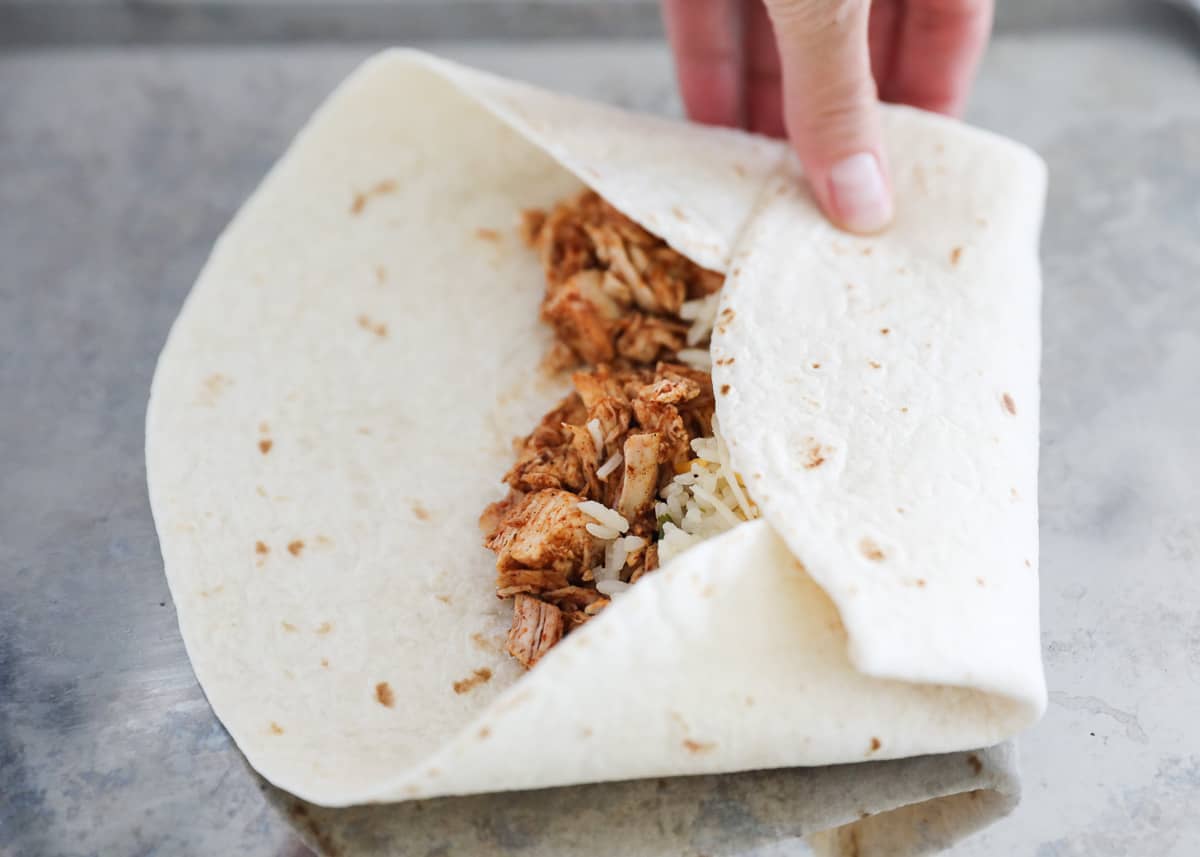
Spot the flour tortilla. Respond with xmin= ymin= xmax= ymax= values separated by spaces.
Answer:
xmin=146 ymin=49 xmax=1047 ymax=809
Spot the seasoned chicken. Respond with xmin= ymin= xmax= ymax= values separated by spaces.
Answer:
xmin=486 ymin=489 xmax=601 ymax=576
xmin=486 ymin=189 xmax=729 ymax=667
xmin=507 ymin=594 xmax=564 ymax=668
xmin=617 ymin=432 xmax=662 ymax=522
xmin=541 ymin=270 xmax=622 ymax=365
xmin=615 ymin=314 xmax=689 ymax=364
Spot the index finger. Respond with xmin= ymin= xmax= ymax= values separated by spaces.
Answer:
xmin=882 ymin=0 xmax=993 ymax=116
xmin=662 ymin=0 xmax=745 ymax=128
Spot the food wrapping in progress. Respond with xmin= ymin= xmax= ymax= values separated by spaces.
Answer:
xmin=146 ymin=49 xmax=1047 ymax=811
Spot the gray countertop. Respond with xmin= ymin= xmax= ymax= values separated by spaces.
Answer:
xmin=3 ymin=18 xmax=1200 ymax=857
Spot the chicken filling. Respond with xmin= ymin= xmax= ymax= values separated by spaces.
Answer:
xmin=480 ymin=191 xmax=757 ymax=668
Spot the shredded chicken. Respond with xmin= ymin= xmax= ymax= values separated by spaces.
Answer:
xmin=482 ymin=190 xmax=726 ymax=667
xmin=506 ymin=594 xmax=564 ymax=668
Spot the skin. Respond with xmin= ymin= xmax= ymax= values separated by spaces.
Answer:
xmin=662 ymin=0 xmax=994 ymax=233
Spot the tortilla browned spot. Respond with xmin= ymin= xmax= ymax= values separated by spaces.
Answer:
xmin=869 ymin=737 xmax=882 ymax=751
xmin=475 ymin=227 xmax=501 ymax=242
xmin=375 ymin=682 xmax=395 ymax=708
xmin=682 ymin=739 xmax=716 ymax=753
xmin=281 ymin=621 xmax=297 ymax=632
xmin=287 ymin=540 xmax=304 ymax=556
xmin=316 ymin=622 xmax=333 ymax=634
xmin=411 ymin=501 xmax=431 ymax=521
xmin=269 ymin=722 xmax=284 ymax=735
xmin=452 ymin=668 xmax=493 ymax=694
xmin=951 ymin=246 xmax=963 ymax=265
xmin=859 ymin=538 xmax=886 ymax=561
xmin=1003 ymin=393 xmax=1017 ymax=415
xmin=349 ymin=179 xmax=397 ymax=215
xmin=258 ymin=439 xmax=273 ymax=454
xmin=255 ymin=541 xmax=269 ymax=555
xmin=357 ymin=315 xmax=388 ymax=338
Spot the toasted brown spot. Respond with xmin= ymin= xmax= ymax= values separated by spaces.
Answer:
xmin=701 ymin=584 xmax=716 ymax=598
xmin=357 ymin=315 xmax=388 ymax=338
xmin=375 ymin=682 xmax=395 ymax=708
xmin=900 ymin=407 xmax=909 ymax=413
xmin=202 ymin=373 xmax=231 ymax=395
xmin=1002 ymin=393 xmax=1017 ymax=415
xmin=804 ymin=440 xmax=827 ymax=470
xmin=198 ymin=585 xmax=224 ymax=598
xmin=682 ymin=739 xmax=716 ymax=754
xmin=581 ymin=726 xmax=594 ymax=737
xmin=811 ymin=362 xmax=821 ymax=369
xmin=475 ymin=227 xmax=501 ymax=242
xmin=258 ymin=439 xmax=273 ymax=454
xmin=1024 ymin=559 xmax=1032 ymax=568
xmin=720 ymin=307 xmax=736 ymax=321
xmin=281 ymin=621 xmax=297 ymax=632
xmin=452 ymin=668 xmax=493 ymax=695
xmin=411 ymin=501 xmax=431 ymax=521
xmin=869 ymin=737 xmax=882 ymax=752
xmin=716 ymin=356 xmax=735 ymax=366
xmin=719 ymin=384 xmax=731 ymax=395
xmin=976 ymin=577 xmax=986 ymax=587
xmin=470 ymin=632 xmax=493 ymax=651
xmin=320 ymin=658 xmax=329 ymax=668
xmin=880 ymin=328 xmax=890 ymax=335
xmin=916 ymin=579 xmax=926 ymax=588
xmin=287 ymin=540 xmax=304 ymax=557
xmin=435 ymin=594 xmax=452 ymax=604
xmin=375 ymin=265 xmax=387 ymax=284
xmin=258 ymin=421 xmax=270 ymax=434
xmin=869 ymin=361 xmax=881 ymax=369
xmin=357 ymin=426 xmax=372 ymax=435
xmin=350 ymin=179 xmax=397 ymax=215
xmin=315 ymin=534 xmax=333 ymax=546
xmin=316 ymin=622 xmax=333 ymax=635
xmin=967 ymin=753 xmax=983 ymax=775
xmin=950 ymin=246 xmax=963 ymax=265
xmin=255 ymin=541 xmax=269 ymax=555
xmin=859 ymin=538 xmax=886 ymax=562
xmin=671 ymin=206 xmax=687 ymax=221
xmin=896 ymin=507 xmax=905 ymax=515
xmin=745 ymin=696 xmax=755 ymax=707
xmin=478 ymin=726 xmax=491 ymax=739
xmin=861 ymin=246 xmax=873 ymax=256
xmin=268 ymin=721 xmax=285 ymax=735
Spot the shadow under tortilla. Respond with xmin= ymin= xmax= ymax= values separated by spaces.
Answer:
xmin=257 ymin=743 xmax=1020 ymax=857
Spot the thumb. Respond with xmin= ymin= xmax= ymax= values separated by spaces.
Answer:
xmin=763 ymin=0 xmax=892 ymax=234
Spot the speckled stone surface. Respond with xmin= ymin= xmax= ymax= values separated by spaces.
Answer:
xmin=2 ymin=22 xmax=1200 ymax=857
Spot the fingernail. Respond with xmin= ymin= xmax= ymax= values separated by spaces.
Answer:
xmin=827 ymin=153 xmax=892 ymax=234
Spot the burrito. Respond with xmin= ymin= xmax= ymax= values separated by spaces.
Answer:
xmin=146 ymin=50 xmax=1048 ymax=808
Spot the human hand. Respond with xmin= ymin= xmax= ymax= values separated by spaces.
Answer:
xmin=662 ymin=0 xmax=993 ymax=233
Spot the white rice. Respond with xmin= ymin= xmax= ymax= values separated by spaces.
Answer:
xmin=655 ymin=416 xmax=759 ymax=567
xmin=596 ymin=579 xmax=631 ymax=596
xmin=596 ymin=452 xmax=623 ymax=480
xmin=676 ymin=348 xmax=712 ymax=371
xmin=586 ymin=418 xmax=604 ymax=453
xmin=679 ymin=291 xmax=722 ymax=346
xmin=586 ymin=522 xmax=620 ymax=540
xmin=578 ymin=500 xmax=629 ymax=533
